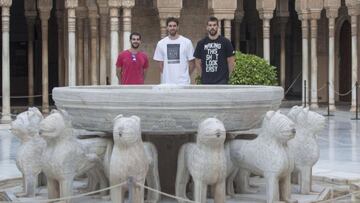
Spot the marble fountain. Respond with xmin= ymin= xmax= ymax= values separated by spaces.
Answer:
xmin=1 ymin=85 xmax=334 ymax=202
xmin=52 ymin=85 xmax=284 ymax=134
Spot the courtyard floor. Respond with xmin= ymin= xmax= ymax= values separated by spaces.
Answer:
xmin=1 ymin=106 xmax=360 ymax=202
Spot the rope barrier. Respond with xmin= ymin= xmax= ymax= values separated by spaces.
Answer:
xmin=0 ymin=94 xmax=52 ymax=99
xmin=317 ymin=83 xmax=327 ymax=92
xmin=284 ymin=72 xmax=302 ymax=96
xmin=8 ymin=181 xmax=127 ymax=203
xmin=135 ymin=182 xmax=200 ymax=203
xmin=330 ymin=83 xmax=355 ymax=96
xmin=314 ymin=189 xmax=360 ymax=203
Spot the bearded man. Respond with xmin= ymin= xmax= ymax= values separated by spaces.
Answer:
xmin=194 ymin=16 xmax=235 ymax=84
xmin=116 ymin=32 xmax=149 ymax=84
xmin=153 ymin=17 xmax=195 ymax=85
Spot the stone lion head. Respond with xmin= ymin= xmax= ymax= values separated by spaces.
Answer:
xmin=288 ymin=106 xmax=325 ymax=135
xmin=196 ymin=118 xmax=226 ymax=147
xmin=262 ymin=110 xmax=295 ymax=143
xmin=113 ymin=115 xmax=142 ymax=146
xmin=39 ymin=109 xmax=72 ymax=141
xmin=11 ymin=107 xmax=44 ymax=141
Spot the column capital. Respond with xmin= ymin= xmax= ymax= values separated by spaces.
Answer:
xmin=122 ymin=0 xmax=134 ymax=8
xmin=325 ymin=8 xmax=339 ymax=19
xmin=348 ymin=7 xmax=360 ymax=16
xmin=0 ymin=0 xmax=12 ymax=7
xmin=258 ymin=10 xmax=274 ymax=20
xmin=158 ymin=11 xmax=181 ymax=19
xmin=76 ymin=6 xmax=88 ymax=19
xmin=24 ymin=0 xmax=37 ymax=17
xmin=65 ymin=0 xmax=78 ymax=9
xmin=109 ymin=0 xmax=122 ymax=8
xmin=308 ymin=10 xmax=322 ymax=20
xmin=211 ymin=10 xmax=236 ymax=20
xmin=324 ymin=0 xmax=340 ymax=18
xmin=235 ymin=9 xmax=244 ymax=22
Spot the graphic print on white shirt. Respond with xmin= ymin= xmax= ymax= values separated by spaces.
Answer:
xmin=204 ymin=42 xmax=222 ymax=73
xmin=167 ymin=44 xmax=180 ymax=64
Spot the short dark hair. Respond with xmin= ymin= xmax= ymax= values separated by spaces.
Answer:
xmin=130 ymin=32 xmax=141 ymax=40
xmin=207 ymin=16 xmax=219 ymax=25
xmin=166 ymin=17 xmax=179 ymax=26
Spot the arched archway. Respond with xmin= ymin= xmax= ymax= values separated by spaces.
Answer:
xmin=337 ymin=20 xmax=352 ymax=102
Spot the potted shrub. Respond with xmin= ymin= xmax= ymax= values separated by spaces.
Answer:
xmin=229 ymin=51 xmax=278 ymax=85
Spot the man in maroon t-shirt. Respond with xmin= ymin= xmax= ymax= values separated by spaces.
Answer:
xmin=116 ymin=32 xmax=149 ymax=84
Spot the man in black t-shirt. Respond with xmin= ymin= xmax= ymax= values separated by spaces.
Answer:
xmin=194 ymin=16 xmax=235 ymax=84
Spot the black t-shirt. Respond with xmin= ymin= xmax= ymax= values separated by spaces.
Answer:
xmin=194 ymin=36 xmax=234 ymax=84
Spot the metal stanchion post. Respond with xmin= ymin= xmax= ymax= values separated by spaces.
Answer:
xmin=304 ymin=80 xmax=307 ymax=108
xmin=128 ymin=176 xmax=134 ymax=202
xmin=324 ymin=81 xmax=334 ymax=117
xmin=352 ymin=82 xmax=360 ymax=120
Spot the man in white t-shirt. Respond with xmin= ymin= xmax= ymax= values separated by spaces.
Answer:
xmin=153 ymin=17 xmax=195 ymax=84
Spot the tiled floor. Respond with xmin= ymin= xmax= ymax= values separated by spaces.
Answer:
xmin=1 ymin=106 xmax=360 ymax=202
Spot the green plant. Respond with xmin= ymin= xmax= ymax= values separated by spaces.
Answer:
xmin=229 ymin=51 xmax=278 ymax=85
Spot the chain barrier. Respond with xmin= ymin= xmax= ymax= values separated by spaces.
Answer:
xmin=284 ymin=72 xmax=302 ymax=96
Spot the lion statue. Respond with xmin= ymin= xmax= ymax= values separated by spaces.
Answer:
xmin=287 ymin=106 xmax=325 ymax=194
xmin=176 ymin=117 xmax=227 ymax=203
xmin=11 ymin=107 xmax=45 ymax=197
xmin=110 ymin=115 xmax=150 ymax=203
xmin=39 ymin=109 xmax=103 ymax=203
xmin=226 ymin=110 xmax=296 ymax=203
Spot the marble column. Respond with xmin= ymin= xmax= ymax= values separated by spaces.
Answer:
xmin=109 ymin=6 xmax=120 ymax=85
xmin=350 ymin=14 xmax=358 ymax=112
xmin=99 ymin=11 xmax=109 ymax=85
xmin=25 ymin=15 xmax=36 ymax=106
xmin=89 ymin=13 xmax=99 ymax=85
xmin=328 ymin=16 xmax=336 ymax=111
xmin=1 ymin=1 xmax=12 ymax=123
xmin=160 ymin=17 xmax=167 ymax=38
xmin=224 ymin=19 xmax=231 ymax=40
xmin=259 ymin=12 xmax=273 ymax=62
xmin=279 ymin=18 xmax=288 ymax=89
xmin=84 ymin=18 xmax=90 ymax=85
xmin=66 ymin=3 xmax=77 ymax=86
xmin=122 ymin=7 xmax=132 ymax=50
xmin=68 ymin=8 xmax=76 ymax=86
xmin=300 ymin=14 xmax=309 ymax=107
xmin=38 ymin=3 xmax=52 ymax=114
xmin=56 ymin=10 xmax=65 ymax=87
xmin=310 ymin=17 xmax=319 ymax=109
xmin=234 ymin=11 xmax=243 ymax=51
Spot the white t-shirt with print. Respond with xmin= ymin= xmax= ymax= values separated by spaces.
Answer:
xmin=153 ymin=35 xmax=195 ymax=84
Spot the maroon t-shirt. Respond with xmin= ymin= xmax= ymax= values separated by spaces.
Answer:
xmin=116 ymin=50 xmax=149 ymax=84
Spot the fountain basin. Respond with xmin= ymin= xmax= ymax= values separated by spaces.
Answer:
xmin=52 ymin=85 xmax=283 ymax=134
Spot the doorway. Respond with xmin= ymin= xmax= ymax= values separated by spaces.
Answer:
xmin=339 ymin=20 xmax=352 ymax=102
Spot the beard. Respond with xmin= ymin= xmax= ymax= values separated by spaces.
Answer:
xmin=131 ymin=43 xmax=139 ymax=49
xmin=169 ymin=30 xmax=177 ymax=36
xmin=208 ymin=28 xmax=218 ymax=36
